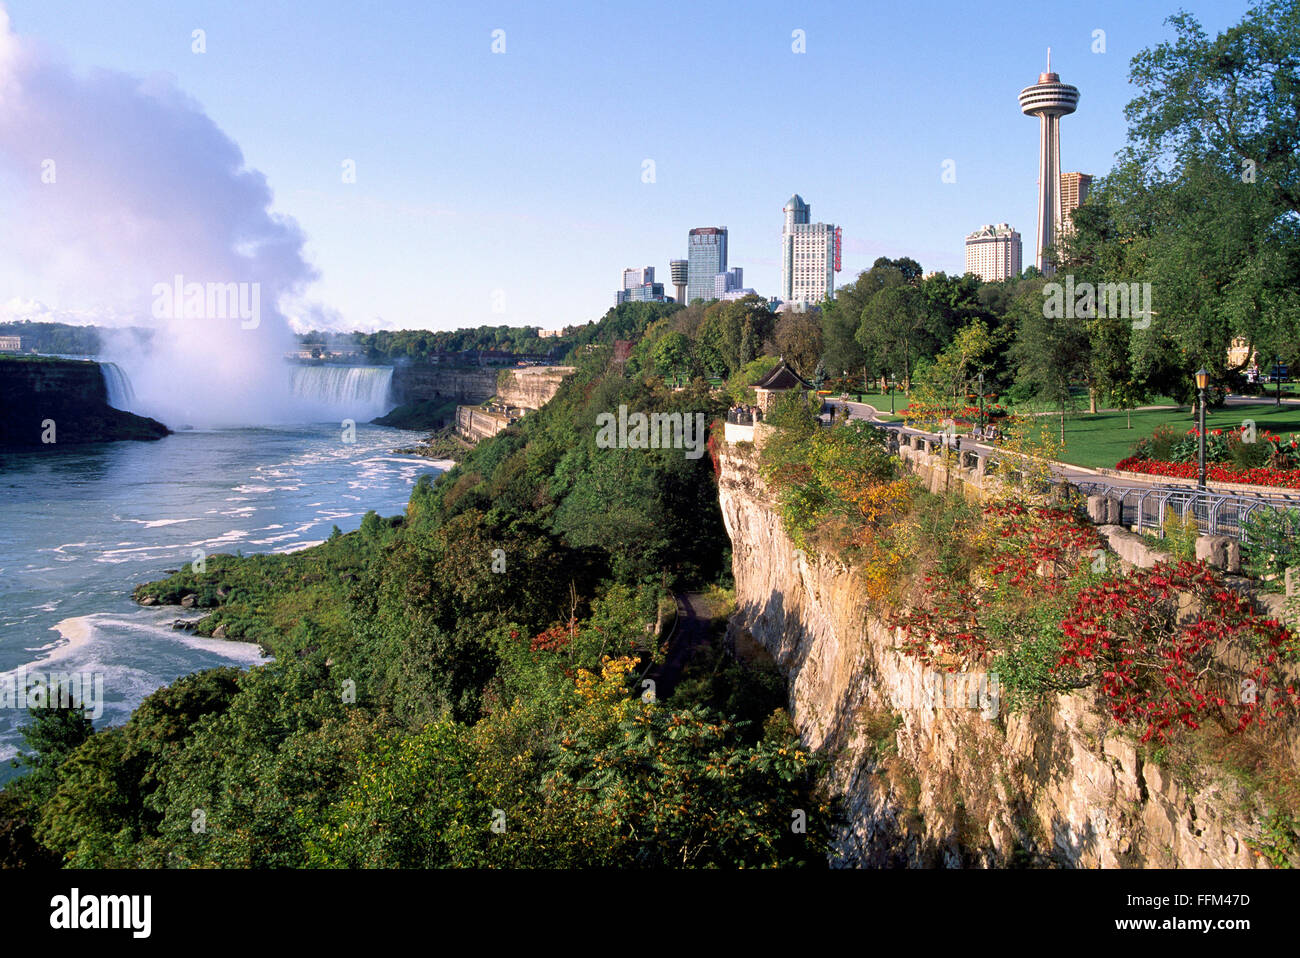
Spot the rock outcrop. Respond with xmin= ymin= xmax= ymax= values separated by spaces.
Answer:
xmin=718 ymin=440 xmax=1282 ymax=868
xmin=0 ymin=358 xmax=169 ymax=446
xmin=495 ymin=366 xmax=574 ymax=411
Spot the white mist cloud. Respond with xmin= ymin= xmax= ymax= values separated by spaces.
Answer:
xmin=0 ymin=5 xmax=363 ymax=427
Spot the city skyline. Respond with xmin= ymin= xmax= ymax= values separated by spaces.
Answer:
xmin=0 ymin=0 xmax=1251 ymax=332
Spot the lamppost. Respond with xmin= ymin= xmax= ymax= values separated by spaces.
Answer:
xmin=1276 ymin=354 xmax=1284 ymax=408
xmin=1195 ymin=367 xmax=1209 ymax=488
xmin=889 ymin=373 xmax=896 ymax=414
xmin=976 ymin=372 xmax=985 ymax=438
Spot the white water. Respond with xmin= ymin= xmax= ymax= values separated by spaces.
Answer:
xmin=96 ymin=360 xmax=395 ymax=425
xmin=290 ymin=365 xmax=394 ymax=421
xmin=100 ymin=361 xmax=135 ymax=409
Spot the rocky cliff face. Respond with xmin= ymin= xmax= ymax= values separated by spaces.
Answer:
xmin=495 ymin=366 xmax=574 ymax=411
xmin=718 ymin=440 xmax=1277 ymax=868
xmin=389 ymin=365 xmax=499 ymax=406
xmin=0 ymin=358 xmax=169 ymax=446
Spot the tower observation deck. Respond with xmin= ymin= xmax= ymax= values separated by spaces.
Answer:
xmin=1018 ymin=49 xmax=1079 ymax=274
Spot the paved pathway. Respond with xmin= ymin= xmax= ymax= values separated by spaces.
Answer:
xmin=645 ymin=591 xmax=711 ymax=701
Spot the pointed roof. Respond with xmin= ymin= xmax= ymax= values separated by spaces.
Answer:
xmin=755 ymin=359 xmax=812 ymax=391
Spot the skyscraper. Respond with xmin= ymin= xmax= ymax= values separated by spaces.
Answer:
xmin=1018 ymin=50 xmax=1080 ymax=274
xmin=964 ymin=224 xmax=1022 ymax=282
xmin=1059 ymin=172 xmax=1093 ymax=236
xmin=781 ymin=194 xmax=840 ymax=306
xmin=687 ymin=228 xmax=727 ymax=303
xmin=669 ymin=259 xmax=688 ymax=305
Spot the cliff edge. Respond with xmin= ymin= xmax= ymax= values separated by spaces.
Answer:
xmin=718 ymin=439 xmax=1278 ymax=868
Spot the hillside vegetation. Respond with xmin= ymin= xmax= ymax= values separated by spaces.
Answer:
xmin=1 ymin=315 xmax=829 ymax=869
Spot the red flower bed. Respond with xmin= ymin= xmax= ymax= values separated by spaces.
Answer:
xmin=1115 ymin=456 xmax=1300 ymax=489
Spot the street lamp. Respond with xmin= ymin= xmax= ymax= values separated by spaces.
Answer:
xmin=889 ymin=373 xmax=896 ymax=414
xmin=1195 ymin=367 xmax=1209 ymax=488
xmin=976 ymin=372 xmax=985 ymax=438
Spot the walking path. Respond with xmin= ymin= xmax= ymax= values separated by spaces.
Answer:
xmin=645 ymin=591 xmax=710 ymax=701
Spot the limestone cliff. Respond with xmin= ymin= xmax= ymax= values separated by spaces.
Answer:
xmin=389 ymin=365 xmax=499 ymax=405
xmin=495 ymin=366 xmax=574 ymax=412
xmin=718 ymin=440 xmax=1282 ymax=868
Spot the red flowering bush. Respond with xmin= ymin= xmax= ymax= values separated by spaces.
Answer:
xmin=1055 ymin=561 xmax=1300 ymax=743
xmin=893 ymin=502 xmax=1103 ymax=668
xmin=984 ymin=502 xmax=1103 ymax=594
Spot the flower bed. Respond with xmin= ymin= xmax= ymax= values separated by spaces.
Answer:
xmin=1114 ymin=456 xmax=1300 ymax=489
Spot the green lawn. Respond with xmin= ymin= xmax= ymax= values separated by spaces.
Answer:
xmin=1027 ymin=402 xmax=1300 ymax=470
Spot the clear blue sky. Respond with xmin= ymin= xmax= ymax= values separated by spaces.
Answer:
xmin=0 ymin=0 xmax=1251 ymax=333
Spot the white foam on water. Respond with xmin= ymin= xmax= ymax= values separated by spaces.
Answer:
xmin=274 ymin=540 xmax=323 ymax=554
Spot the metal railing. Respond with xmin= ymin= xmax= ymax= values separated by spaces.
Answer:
xmin=843 ymin=409 xmax=1300 ymax=544
xmin=1069 ymin=479 xmax=1300 ymax=542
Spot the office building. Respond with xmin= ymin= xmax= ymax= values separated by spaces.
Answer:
xmin=616 ymin=281 xmax=666 ymax=305
xmin=687 ymin=227 xmax=728 ymax=303
xmin=713 ymin=267 xmax=745 ymax=300
xmin=622 ymin=267 xmax=655 ymax=290
xmin=1060 ymin=171 xmax=1092 ymax=236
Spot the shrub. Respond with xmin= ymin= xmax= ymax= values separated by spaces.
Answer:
xmin=1241 ymin=506 xmax=1300 ymax=585
xmin=1160 ymin=507 xmax=1200 ymax=562
xmin=1056 ymin=561 xmax=1300 ymax=743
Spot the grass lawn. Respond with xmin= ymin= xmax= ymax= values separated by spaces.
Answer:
xmin=1028 ymin=402 xmax=1300 ymax=470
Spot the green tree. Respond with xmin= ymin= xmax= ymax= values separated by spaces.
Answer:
xmin=1127 ymin=1 xmax=1300 ymax=217
xmin=1011 ymin=282 xmax=1091 ymax=440
xmin=774 ymin=312 xmax=824 ymax=377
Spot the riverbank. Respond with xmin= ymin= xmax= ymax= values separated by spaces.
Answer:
xmin=391 ymin=426 xmax=469 ymax=463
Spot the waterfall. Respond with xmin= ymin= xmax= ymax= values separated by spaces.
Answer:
xmin=100 ymin=362 xmax=136 ymax=410
xmin=290 ymin=365 xmax=394 ymax=421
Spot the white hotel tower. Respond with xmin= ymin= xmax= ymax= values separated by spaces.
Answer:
xmin=1018 ymin=50 xmax=1079 ymax=275
xmin=781 ymin=194 xmax=840 ymax=306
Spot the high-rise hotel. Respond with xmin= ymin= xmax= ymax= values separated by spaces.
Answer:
xmin=687 ymin=227 xmax=728 ymax=304
xmin=780 ymin=195 xmax=841 ymax=307
xmin=1059 ymin=171 xmax=1092 ymax=236
xmin=964 ymin=224 xmax=1022 ymax=282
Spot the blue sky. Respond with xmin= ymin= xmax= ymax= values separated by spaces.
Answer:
xmin=0 ymin=0 xmax=1251 ymax=333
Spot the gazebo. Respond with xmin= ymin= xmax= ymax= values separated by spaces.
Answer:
xmin=753 ymin=359 xmax=813 ymax=415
